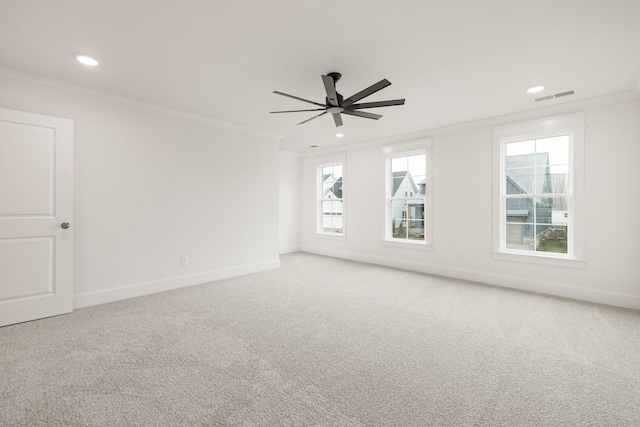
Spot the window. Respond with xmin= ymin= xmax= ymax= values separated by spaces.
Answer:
xmin=318 ymin=163 xmax=344 ymax=235
xmin=383 ymin=139 xmax=431 ymax=245
xmin=493 ymin=113 xmax=585 ymax=266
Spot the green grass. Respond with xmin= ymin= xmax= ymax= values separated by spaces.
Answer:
xmin=537 ymin=239 xmax=567 ymax=253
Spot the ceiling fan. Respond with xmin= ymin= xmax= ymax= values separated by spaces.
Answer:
xmin=270 ymin=72 xmax=405 ymax=127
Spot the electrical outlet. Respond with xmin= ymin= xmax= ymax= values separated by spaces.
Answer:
xmin=181 ymin=255 xmax=189 ymax=266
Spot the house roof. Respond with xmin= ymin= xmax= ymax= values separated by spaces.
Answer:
xmin=1 ymin=1 xmax=639 ymax=153
xmin=392 ymin=172 xmax=418 ymax=197
xmin=506 ymin=153 xmax=550 ymax=195
xmin=330 ymin=177 xmax=342 ymax=199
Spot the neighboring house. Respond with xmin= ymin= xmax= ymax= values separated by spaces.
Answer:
xmin=505 ymin=153 xmax=559 ymax=246
xmin=323 ymin=174 xmax=343 ymax=199
xmin=549 ymin=173 xmax=568 ymax=224
xmin=321 ymin=174 xmax=343 ymax=232
xmin=391 ymin=171 xmax=425 ymax=229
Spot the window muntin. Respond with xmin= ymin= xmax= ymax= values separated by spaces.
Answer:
xmin=388 ymin=153 xmax=426 ymax=242
xmin=503 ymin=134 xmax=571 ymax=255
xmin=319 ymin=164 xmax=343 ymax=235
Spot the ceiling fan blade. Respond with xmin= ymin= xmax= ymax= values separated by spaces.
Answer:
xmin=298 ymin=111 xmax=327 ymax=125
xmin=341 ymin=109 xmax=382 ymax=120
xmin=350 ymin=99 xmax=405 ymax=109
xmin=273 ymin=91 xmax=326 ymax=107
xmin=341 ymin=79 xmax=391 ymax=108
xmin=332 ymin=113 xmax=343 ymax=127
xmin=270 ymin=108 xmax=326 ymax=113
xmin=322 ymin=75 xmax=340 ymax=107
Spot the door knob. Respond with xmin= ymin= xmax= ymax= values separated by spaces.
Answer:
xmin=61 ymin=222 xmax=70 ymax=229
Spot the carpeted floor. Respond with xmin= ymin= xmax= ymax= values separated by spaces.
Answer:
xmin=1 ymin=252 xmax=639 ymax=426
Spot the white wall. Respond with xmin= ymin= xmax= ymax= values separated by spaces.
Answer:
xmin=300 ymin=97 xmax=640 ymax=309
xmin=278 ymin=151 xmax=300 ymax=253
xmin=0 ymin=76 xmax=280 ymax=308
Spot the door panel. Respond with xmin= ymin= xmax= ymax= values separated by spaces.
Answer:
xmin=0 ymin=237 xmax=53 ymax=300
xmin=0 ymin=108 xmax=73 ymax=327
xmin=0 ymin=121 xmax=54 ymax=215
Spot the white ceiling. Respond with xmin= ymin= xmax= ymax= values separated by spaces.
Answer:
xmin=1 ymin=0 xmax=639 ymax=153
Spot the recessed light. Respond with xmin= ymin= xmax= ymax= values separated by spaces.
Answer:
xmin=527 ymin=85 xmax=545 ymax=94
xmin=335 ymin=133 xmax=344 ymax=138
xmin=76 ymin=55 xmax=99 ymax=66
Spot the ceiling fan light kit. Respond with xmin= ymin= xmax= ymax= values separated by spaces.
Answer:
xmin=271 ymin=72 xmax=405 ymax=127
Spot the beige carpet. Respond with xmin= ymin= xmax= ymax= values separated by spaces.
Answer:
xmin=1 ymin=252 xmax=639 ymax=426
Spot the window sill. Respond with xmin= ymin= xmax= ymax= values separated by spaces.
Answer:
xmin=492 ymin=251 xmax=585 ymax=269
xmin=382 ymin=239 xmax=432 ymax=251
xmin=315 ymin=232 xmax=346 ymax=241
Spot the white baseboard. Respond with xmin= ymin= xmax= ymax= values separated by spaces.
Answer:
xmin=301 ymin=245 xmax=640 ymax=310
xmin=73 ymin=259 xmax=281 ymax=309
xmin=279 ymin=245 xmax=301 ymax=254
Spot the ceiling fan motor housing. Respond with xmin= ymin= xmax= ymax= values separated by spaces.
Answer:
xmin=327 ymin=72 xmax=342 ymax=83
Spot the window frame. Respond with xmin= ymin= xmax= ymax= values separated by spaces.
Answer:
xmin=382 ymin=139 xmax=432 ymax=248
xmin=492 ymin=113 xmax=585 ymax=267
xmin=316 ymin=153 xmax=346 ymax=238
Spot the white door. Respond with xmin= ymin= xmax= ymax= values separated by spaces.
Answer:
xmin=0 ymin=108 xmax=73 ymax=327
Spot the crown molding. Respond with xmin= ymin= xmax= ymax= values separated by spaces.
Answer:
xmin=300 ymin=90 xmax=640 ymax=157
xmin=0 ymin=67 xmax=283 ymax=141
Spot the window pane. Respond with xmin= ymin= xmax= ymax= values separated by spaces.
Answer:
xmin=391 ymin=156 xmax=407 ymax=172
xmin=535 ymin=197 xmax=553 ymax=224
xmin=506 ymin=197 xmax=534 ymax=224
xmin=506 ymin=224 xmax=535 ymax=251
xmin=506 ymin=167 xmax=534 ymax=194
xmin=535 ymin=166 xmax=550 ymax=193
xmin=414 ymin=176 xmax=426 ymax=194
xmin=548 ymin=171 xmax=569 ymax=194
xmin=537 ymin=226 xmax=568 ymax=254
xmin=391 ymin=199 xmax=407 ymax=239
xmin=391 ymin=176 xmax=405 ymax=198
xmin=391 ymin=218 xmax=406 ymax=239
xmin=407 ymin=154 xmax=426 ymax=177
xmin=536 ymin=136 xmax=569 ymax=166
xmin=408 ymin=200 xmax=424 ymax=239
xmin=321 ymin=200 xmax=342 ymax=233
xmin=408 ymin=220 xmax=424 ymax=240
xmin=322 ymin=174 xmax=343 ymax=199
xmin=551 ymin=196 xmax=569 ymax=224
xmin=322 ymin=170 xmax=335 ymax=194
xmin=506 ymin=140 xmax=535 ymax=157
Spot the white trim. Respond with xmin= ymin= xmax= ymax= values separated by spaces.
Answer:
xmin=381 ymin=138 xmax=432 ymax=155
xmin=0 ymin=67 xmax=282 ymax=141
xmin=492 ymin=112 xmax=586 ymax=140
xmin=492 ymin=251 xmax=585 ymax=268
xmin=279 ymin=246 xmax=301 ymax=254
xmin=300 ymin=246 xmax=640 ymax=310
xmin=73 ymin=260 xmax=280 ymax=309
xmin=381 ymin=240 xmax=432 ymax=251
